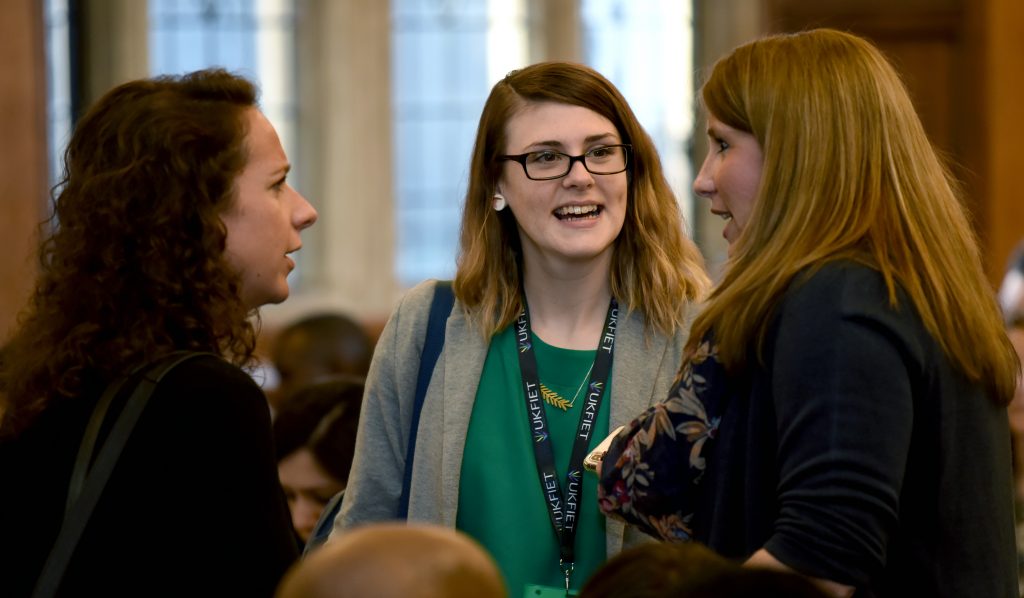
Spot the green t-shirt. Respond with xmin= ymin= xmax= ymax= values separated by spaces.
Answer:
xmin=457 ymin=326 xmax=611 ymax=596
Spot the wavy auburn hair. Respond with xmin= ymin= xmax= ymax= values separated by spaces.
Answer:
xmin=689 ymin=29 xmax=1018 ymax=404
xmin=454 ymin=61 xmax=709 ymax=338
xmin=1 ymin=69 xmax=260 ymax=436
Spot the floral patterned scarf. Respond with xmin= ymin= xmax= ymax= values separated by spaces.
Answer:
xmin=596 ymin=334 xmax=728 ymax=541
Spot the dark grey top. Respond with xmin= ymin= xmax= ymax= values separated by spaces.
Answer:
xmin=696 ymin=262 xmax=1017 ymax=597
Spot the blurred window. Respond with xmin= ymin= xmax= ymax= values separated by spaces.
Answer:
xmin=391 ymin=0 xmax=528 ymax=286
xmin=392 ymin=0 xmax=694 ymax=286
xmin=583 ymin=0 xmax=696 ymax=222
xmin=148 ymin=0 xmax=303 ymax=277
xmin=43 ymin=0 xmax=73 ymax=190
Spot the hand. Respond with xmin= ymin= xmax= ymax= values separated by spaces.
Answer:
xmin=745 ymin=549 xmax=855 ymax=598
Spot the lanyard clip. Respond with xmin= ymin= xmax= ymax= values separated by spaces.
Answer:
xmin=560 ymin=558 xmax=574 ymax=595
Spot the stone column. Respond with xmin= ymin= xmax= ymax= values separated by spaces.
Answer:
xmin=263 ymin=0 xmax=398 ymax=327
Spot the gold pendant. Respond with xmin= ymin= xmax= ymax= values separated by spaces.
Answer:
xmin=540 ymin=383 xmax=571 ymax=411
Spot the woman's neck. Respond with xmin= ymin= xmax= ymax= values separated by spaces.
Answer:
xmin=522 ymin=253 xmax=613 ymax=350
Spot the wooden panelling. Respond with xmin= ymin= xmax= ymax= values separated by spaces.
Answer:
xmin=0 ymin=0 xmax=46 ymax=341
xmin=982 ymin=0 xmax=1024 ymax=282
xmin=764 ymin=0 xmax=1024 ymax=284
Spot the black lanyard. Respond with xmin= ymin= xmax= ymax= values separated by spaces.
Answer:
xmin=515 ymin=297 xmax=618 ymax=590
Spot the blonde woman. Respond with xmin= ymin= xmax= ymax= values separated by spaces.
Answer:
xmin=335 ymin=62 xmax=708 ymax=595
xmin=598 ymin=29 xmax=1018 ymax=597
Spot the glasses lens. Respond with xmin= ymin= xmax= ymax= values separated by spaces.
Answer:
xmin=584 ymin=145 xmax=627 ymax=174
xmin=520 ymin=145 xmax=628 ymax=179
xmin=524 ymin=151 xmax=569 ymax=179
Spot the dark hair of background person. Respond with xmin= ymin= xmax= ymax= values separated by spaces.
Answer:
xmin=578 ymin=542 xmax=828 ymax=598
xmin=0 ymin=69 xmax=259 ymax=439
xmin=273 ymin=377 xmax=364 ymax=482
xmin=269 ymin=313 xmax=374 ymax=409
xmin=454 ymin=60 xmax=709 ymax=339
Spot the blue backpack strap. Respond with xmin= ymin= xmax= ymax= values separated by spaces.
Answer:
xmin=398 ymin=280 xmax=455 ymax=519
xmin=304 ymin=489 xmax=345 ymax=555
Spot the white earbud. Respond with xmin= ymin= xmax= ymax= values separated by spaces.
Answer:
xmin=492 ymin=193 xmax=507 ymax=212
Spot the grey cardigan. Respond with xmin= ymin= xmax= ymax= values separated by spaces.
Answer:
xmin=333 ymin=280 xmax=689 ymax=555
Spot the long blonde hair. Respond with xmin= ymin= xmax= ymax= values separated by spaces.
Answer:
xmin=689 ymin=29 xmax=1018 ymax=404
xmin=454 ymin=61 xmax=709 ymax=338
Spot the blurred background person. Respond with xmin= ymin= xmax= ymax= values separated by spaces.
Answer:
xmin=1000 ymin=246 xmax=1024 ymax=503
xmin=273 ymin=377 xmax=363 ymax=547
xmin=999 ymin=244 xmax=1024 ymax=591
xmin=579 ymin=542 xmax=827 ymax=598
xmin=999 ymin=243 xmax=1024 ymax=322
xmin=1007 ymin=317 xmax=1024 ymax=594
xmin=276 ymin=523 xmax=506 ymax=598
xmin=268 ymin=313 xmax=374 ymax=412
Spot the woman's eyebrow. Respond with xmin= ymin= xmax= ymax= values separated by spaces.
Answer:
xmin=523 ymin=132 xmax=619 ymax=150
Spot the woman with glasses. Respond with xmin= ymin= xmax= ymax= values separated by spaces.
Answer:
xmin=334 ymin=61 xmax=708 ymax=595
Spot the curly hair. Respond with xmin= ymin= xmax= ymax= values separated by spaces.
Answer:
xmin=454 ymin=61 xmax=709 ymax=339
xmin=1 ymin=69 xmax=260 ymax=437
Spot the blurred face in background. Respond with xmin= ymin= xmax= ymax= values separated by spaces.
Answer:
xmin=278 ymin=448 xmax=345 ymax=542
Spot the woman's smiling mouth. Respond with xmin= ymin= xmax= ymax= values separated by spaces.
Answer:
xmin=554 ymin=204 xmax=602 ymax=221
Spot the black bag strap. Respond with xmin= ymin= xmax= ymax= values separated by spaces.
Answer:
xmin=398 ymin=281 xmax=454 ymax=519
xmin=32 ymin=351 xmax=212 ymax=598
xmin=64 ymin=358 xmax=156 ymax=519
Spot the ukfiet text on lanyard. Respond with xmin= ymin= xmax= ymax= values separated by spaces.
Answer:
xmin=514 ymin=296 xmax=618 ymax=595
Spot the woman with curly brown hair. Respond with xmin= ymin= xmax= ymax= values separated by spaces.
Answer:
xmin=0 ymin=69 xmax=316 ymax=597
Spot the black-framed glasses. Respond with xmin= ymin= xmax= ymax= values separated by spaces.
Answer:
xmin=497 ymin=144 xmax=632 ymax=181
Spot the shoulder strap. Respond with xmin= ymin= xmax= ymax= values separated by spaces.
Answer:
xmin=64 ymin=360 xmax=151 ymax=519
xmin=32 ymin=351 xmax=212 ymax=598
xmin=398 ymin=281 xmax=455 ymax=519
xmin=304 ymin=488 xmax=345 ymax=555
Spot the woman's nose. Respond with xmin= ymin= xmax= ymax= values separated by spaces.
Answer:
xmin=562 ymin=156 xmax=595 ymax=188
xmin=293 ymin=191 xmax=318 ymax=230
xmin=693 ymin=164 xmax=714 ymax=199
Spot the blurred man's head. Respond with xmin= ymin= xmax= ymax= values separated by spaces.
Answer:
xmin=276 ymin=524 xmax=506 ymax=598
xmin=270 ymin=313 xmax=373 ymax=410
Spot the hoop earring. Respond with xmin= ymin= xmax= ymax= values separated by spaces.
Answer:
xmin=492 ymin=193 xmax=507 ymax=212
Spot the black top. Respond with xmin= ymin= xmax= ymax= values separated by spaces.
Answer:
xmin=695 ymin=262 xmax=1017 ymax=596
xmin=0 ymin=355 xmax=299 ymax=597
